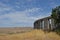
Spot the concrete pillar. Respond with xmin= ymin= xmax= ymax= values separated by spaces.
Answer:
xmin=40 ymin=21 xmax=42 ymax=29
xmin=39 ymin=20 xmax=44 ymax=30
xmin=51 ymin=19 xmax=55 ymax=30
xmin=48 ymin=19 xmax=52 ymax=30
xmin=34 ymin=22 xmax=37 ymax=29
xmin=48 ymin=19 xmax=50 ymax=30
xmin=49 ymin=19 xmax=52 ymax=30
xmin=44 ymin=19 xmax=49 ymax=30
xmin=41 ymin=20 xmax=43 ymax=29
xmin=42 ymin=20 xmax=44 ymax=29
xmin=34 ymin=21 xmax=39 ymax=29
xmin=39 ymin=20 xmax=43 ymax=29
xmin=34 ymin=21 xmax=40 ymax=29
xmin=38 ymin=21 xmax=40 ymax=29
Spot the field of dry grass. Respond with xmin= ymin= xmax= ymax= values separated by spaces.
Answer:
xmin=0 ymin=27 xmax=60 ymax=40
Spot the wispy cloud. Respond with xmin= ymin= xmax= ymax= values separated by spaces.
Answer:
xmin=0 ymin=7 xmax=42 ymax=27
xmin=0 ymin=0 xmax=60 ymax=27
xmin=0 ymin=2 xmax=16 ymax=15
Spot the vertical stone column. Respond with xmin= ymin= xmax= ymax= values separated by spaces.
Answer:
xmin=49 ymin=19 xmax=52 ymax=30
xmin=48 ymin=19 xmax=53 ymax=30
xmin=34 ymin=20 xmax=43 ymax=29
xmin=51 ymin=19 xmax=55 ymax=30
xmin=37 ymin=21 xmax=40 ymax=29
xmin=40 ymin=21 xmax=42 ymax=29
xmin=41 ymin=20 xmax=43 ymax=29
xmin=44 ymin=19 xmax=49 ymax=30
xmin=39 ymin=20 xmax=44 ymax=30
xmin=47 ymin=19 xmax=50 ymax=30
xmin=34 ymin=21 xmax=38 ymax=29
xmin=34 ymin=22 xmax=37 ymax=29
xmin=42 ymin=20 xmax=44 ymax=30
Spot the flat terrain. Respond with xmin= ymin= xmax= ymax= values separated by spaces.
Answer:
xmin=0 ymin=27 xmax=32 ymax=34
xmin=0 ymin=27 xmax=60 ymax=40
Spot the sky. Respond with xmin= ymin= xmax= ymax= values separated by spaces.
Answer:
xmin=0 ymin=0 xmax=60 ymax=27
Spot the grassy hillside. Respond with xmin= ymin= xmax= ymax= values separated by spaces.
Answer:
xmin=0 ymin=29 xmax=60 ymax=40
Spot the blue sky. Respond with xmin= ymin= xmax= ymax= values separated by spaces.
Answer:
xmin=0 ymin=0 xmax=60 ymax=27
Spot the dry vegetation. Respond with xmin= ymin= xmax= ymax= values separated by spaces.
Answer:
xmin=0 ymin=27 xmax=60 ymax=40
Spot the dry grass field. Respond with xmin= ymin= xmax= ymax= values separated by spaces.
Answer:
xmin=0 ymin=27 xmax=60 ymax=40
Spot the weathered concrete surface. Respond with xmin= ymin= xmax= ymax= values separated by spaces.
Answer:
xmin=34 ymin=16 xmax=55 ymax=31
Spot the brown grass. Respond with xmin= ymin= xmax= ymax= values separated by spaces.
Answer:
xmin=0 ymin=28 xmax=60 ymax=40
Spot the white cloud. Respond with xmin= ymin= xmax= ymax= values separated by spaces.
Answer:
xmin=0 ymin=2 xmax=47 ymax=27
xmin=0 ymin=7 xmax=42 ymax=27
xmin=0 ymin=2 xmax=15 ymax=13
xmin=25 ymin=8 xmax=41 ymax=12
xmin=0 ymin=7 xmax=12 ymax=12
xmin=16 ymin=6 xmax=20 ymax=8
